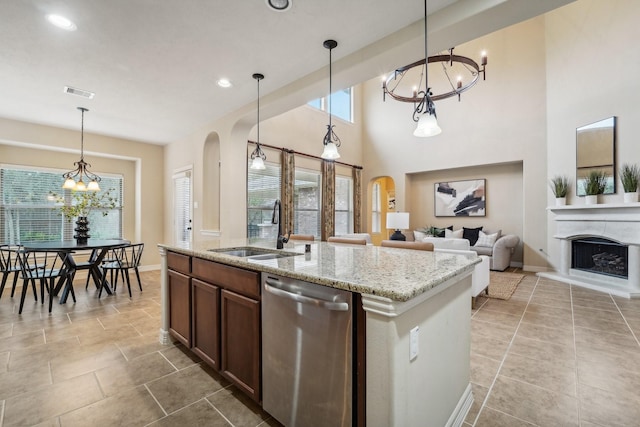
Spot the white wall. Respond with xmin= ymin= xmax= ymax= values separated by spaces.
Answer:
xmin=362 ymin=17 xmax=548 ymax=270
xmin=545 ymin=0 xmax=640 ymax=269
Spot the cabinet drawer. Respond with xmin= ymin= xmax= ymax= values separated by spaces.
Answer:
xmin=192 ymin=258 xmax=260 ymax=299
xmin=168 ymin=251 xmax=191 ymax=274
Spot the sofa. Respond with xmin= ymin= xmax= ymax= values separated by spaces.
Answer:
xmin=434 ymin=248 xmax=490 ymax=306
xmin=408 ymin=228 xmax=520 ymax=271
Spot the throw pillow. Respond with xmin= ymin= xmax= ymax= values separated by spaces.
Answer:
xmin=463 ymin=226 xmax=483 ymax=246
xmin=413 ymin=230 xmax=427 ymax=241
xmin=445 ymin=228 xmax=464 ymax=239
xmin=474 ymin=230 xmax=498 ymax=247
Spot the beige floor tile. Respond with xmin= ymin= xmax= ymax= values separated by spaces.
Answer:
xmin=525 ymin=302 xmax=573 ymax=320
xmin=572 ymin=295 xmax=617 ymax=311
xmin=0 ymin=350 xmax=9 ymax=373
xmin=521 ymin=310 xmax=574 ymax=330
xmin=2 ymin=372 xmax=103 ymax=426
xmin=42 ymin=317 xmax=102 ymax=343
xmin=0 ymin=321 xmax=12 ymax=338
xmin=472 ymin=309 xmax=522 ymax=329
xmin=573 ymin=312 xmax=632 ymax=335
xmin=148 ymin=399 xmax=231 ymax=426
xmin=50 ymin=342 xmax=126 ymax=382
xmin=464 ymin=383 xmax=488 ymax=425
xmin=471 ymin=333 xmax=510 ymax=362
xmin=7 ymin=337 xmax=80 ymax=372
xmin=508 ymin=334 xmax=575 ymax=366
xmin=59 ymin=385 xmax=165 ymax=427
xmin=160 ymin=344 xmax=203 ymax=370
xmin=480 ymin=299 xmax=527 ymax=316
xmin=486 ymin=375 xmax=579 ymax=426
xmin=515 ymin=321 xmax=575 ymax=347
xmin=207 ymin=386 xmax=271 ymax=427
xmin=571 ymin=287 xmax=614 ymax=301
xmin=474 ymin=406 xmax=536 ymax=426
xmin=470 ymin=353 xmax=501 ymax=388
xmin=0 ymin=359 xmax=52 ymax=400
xmin=95 ymin=351 xmax=177 ymax=396
xmin=528 ymin=294 xmax=572 ymax=310
xmin=147 ymin=363 xmax=228 ymax=414
xmin=501 ymin=352 xmax=576 ymax=396
xmin=574 ymin=305 xmax=626 ymax=324
xmin=577 ymin=357 xmax=640 ymax=398
xmin=116 ymin=331 xmax=169 ymax=360
xmin=0 ymin=328 xmax=45 ymax=350
xmin=579 ymin=382 xmax=640 ymax=426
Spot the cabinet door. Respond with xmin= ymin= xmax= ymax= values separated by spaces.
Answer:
xmin=168 ymin=270 xmax=191 ymax=347
xmin=192 ymin=278 xmax=220 ymax=370
xmin=221 ymin=289 xmax=261 ymax=402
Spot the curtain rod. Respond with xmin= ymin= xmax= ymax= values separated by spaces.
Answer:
xmin=248 ymin=140 xmax=362 ymax=170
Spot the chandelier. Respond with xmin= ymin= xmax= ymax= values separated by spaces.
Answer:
xmin=249 ymin=73 xmax=267 ymax=170
xmin=382 ymin=0 xmax=487 ymax=137
xmin=320 ymin=39 xmax=341 ymax=160
xmin=62 ymin=107 xmax=101 ymax=191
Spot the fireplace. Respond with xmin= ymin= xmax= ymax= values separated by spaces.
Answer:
xmin=542 ymin=203 xmax=640 ymax=298
xmin=572 ymin=237 xmax=628 ymax=279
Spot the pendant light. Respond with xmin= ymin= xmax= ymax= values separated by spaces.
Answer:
xmin=321 ymin=39 xmax=341 ymax=160
xmin=62 ymin=107 xmax=101 ymax=191
xmin=413 ymin=0 xmax=441 ymax=137
xmin=249 ymin=73 xmax=267 ymax=170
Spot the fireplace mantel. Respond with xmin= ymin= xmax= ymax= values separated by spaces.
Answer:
xmin=540 ymin=203 xmax=640 ymax=298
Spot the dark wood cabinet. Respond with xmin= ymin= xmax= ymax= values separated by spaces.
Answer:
xmin=191 ymin=278 xmax=220 ymax=369
xmin=221 ymin=289 xmax=261 ymax=402
xmin=167 ymin=251 xmax=262 ymax=403
xmin=168 ymin=269 xmax=191 ymax=347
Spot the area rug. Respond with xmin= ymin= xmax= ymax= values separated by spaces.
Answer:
xmin=487 ymin=271 xmax=524 ymax=300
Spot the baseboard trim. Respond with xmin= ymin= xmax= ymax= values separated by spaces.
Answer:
xmin=446 ymin=383 xmax=473 ymax=427
xmin=523 ymin=264 xmax=548 ymax=273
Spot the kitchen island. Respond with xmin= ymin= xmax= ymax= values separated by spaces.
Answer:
xmin=158 ymin=239 xmax=480 ymax=427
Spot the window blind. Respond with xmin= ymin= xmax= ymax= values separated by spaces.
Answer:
xmin=173 ymin=170 xmax=192 ymax=248
xmin=247 ymin=161 xmax=281 ymax=240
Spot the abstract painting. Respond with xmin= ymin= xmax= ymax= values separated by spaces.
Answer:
xmin=434 ymin=179 xmax=486 ymax=217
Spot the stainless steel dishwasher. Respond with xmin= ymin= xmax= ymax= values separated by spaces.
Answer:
xmin=262 ymin=272 xmax=353 ymax=427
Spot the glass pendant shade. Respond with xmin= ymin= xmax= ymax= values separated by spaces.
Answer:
xmin=413 ymin=112 xmax=442 ymax=137
xmin=87 ymin=180 xmax=101 ymax=191
xmin=63 ymin=178 xmax=77 ymax=189
xmin=321 ymin=142 xmax=340 ymax=160
xmin=250 ymin=156 xmax=266 ymax=170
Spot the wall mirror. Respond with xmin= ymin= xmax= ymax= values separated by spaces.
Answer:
xmin=576 ymin=116 xmax=616 ymax=196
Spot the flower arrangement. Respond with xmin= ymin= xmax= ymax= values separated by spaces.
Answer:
xmin=549 ymin=175 xmax=569 ymax=198
xmin=50 ymin=188 xmax=118 ymax=221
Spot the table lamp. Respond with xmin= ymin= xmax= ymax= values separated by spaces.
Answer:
xmin=387 ymin=212 xmax=410 ymax=241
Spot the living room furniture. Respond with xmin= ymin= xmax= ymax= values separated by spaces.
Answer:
xmin=381 ymin=240 xmax=434 ymax=251
xmin=434 ymin=248 xmax=490 ymax=308
xmin=409 ymin=230 xmax=519 ymax=271
xmin=327 ymin=237 xmax=367 ymax=245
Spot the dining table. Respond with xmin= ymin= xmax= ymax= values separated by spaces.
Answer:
xmin=20 ymin=239 xmax=130 ymax=303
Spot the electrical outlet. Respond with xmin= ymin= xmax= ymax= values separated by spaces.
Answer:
xmin=410 ymin=326 xmax=419 ymax=361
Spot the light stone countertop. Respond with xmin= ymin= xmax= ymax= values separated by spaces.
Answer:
xmin=159 ymin=239 xmax=480 ymax=302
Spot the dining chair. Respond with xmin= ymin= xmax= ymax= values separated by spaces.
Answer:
xmin=1 ymin=245 xmax=35 ymax=300
xmin=327 ymin=237 xmax=367 ymax=245
xmin=381 ymin=240 xmax=434 ymax=251
xmin=18 ymin=249 xmax=72 ymax=314
xmin=99 ymin=243 xmax=144 ymax=298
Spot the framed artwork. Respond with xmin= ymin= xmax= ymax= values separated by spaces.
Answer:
xmin=434 ymin=179 xmax=486 ymax=217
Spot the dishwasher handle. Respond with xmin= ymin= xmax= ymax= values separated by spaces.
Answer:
xmin=264 ymin=279 xmax=349 ymax=311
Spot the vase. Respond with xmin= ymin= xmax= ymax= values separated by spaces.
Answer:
xmin=585 ymin=195 xmax=598 ymax=205
xmin=555 ymin=197 xmax=567 ymax=206
xmin=74 ymin=216 xmax=90 ymax=244
xmin=623 ymin=192 xmax=639 ymax=203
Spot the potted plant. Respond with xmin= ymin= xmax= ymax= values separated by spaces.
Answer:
xmin=582 ymin=170 xmax=607 ymax=205
xmin=50 ymin=189 xmax=118 ymax=243
xmin=549 ymin=175 xmax=569 ymax=206
xmin=619 ymin=163 xmax=640 ymax=203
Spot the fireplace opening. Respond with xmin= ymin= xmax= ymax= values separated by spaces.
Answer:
xmin=572 ymin=237 xmax=628 ymax=279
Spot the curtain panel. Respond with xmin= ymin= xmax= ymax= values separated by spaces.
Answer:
xmin=280 ymin=149 xmax=295 ymax=236
xmin=352 ymin=166 xmax=362 ymax=233
xmin=321 ymin=160 xmax=336 ymax=241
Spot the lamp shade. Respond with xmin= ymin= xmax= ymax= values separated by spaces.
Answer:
xmin=250 ymin=156 xmax=266 ymax=170
xmin=386 ymin=212 xmax=409 ymax=230
xmin=321 ymin=142 xmax=341 ymax=159
xmin=413 ymin=112 xmax=442 ymax=137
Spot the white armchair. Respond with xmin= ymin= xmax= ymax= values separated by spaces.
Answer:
xmin=434 ymin=248 xmax=490 ymax=307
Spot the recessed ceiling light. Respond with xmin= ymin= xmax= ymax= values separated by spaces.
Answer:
xmin=217 ymin=79 xmax=232 ymax=88
xmin=266 ymin=0 xmax=292 ymax=12
xmin=46 ymin=14 xmax=77 ymax=31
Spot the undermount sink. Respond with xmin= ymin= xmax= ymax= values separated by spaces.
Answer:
xmin=209 ymin=247 xmax=300 ymax=260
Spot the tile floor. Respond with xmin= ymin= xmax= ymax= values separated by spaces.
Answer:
xmin=1 ymin=269 xmax=639 ymax=426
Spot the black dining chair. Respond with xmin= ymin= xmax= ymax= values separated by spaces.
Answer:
xmin=1 ymin=245 xmax=37 ymax=300
xmin=99 ymin=243 xmax=144 ymax=298
xmin=18 ymin=249 xmax=73 ymax=314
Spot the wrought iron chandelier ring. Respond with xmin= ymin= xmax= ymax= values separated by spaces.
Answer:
xmin=382 ymin=49 xmax=487 ymax=104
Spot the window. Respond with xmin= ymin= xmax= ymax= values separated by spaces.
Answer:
xmin=247 ymin=161 xmax=281 ymax=240
xmin=372 ymin=182 xmax=381 ymax=233
xmin=294 ymin=168 xmax=321 ymax=237
xmin=173 ymin=169 xmax=192 ymax=248
xmin=335 ymin=176 xmax=353 ymax=235
xmin=0 ymin=165 xmax=123 ymax=243
xmin=307 ymin=87 xmax=353 ymax=123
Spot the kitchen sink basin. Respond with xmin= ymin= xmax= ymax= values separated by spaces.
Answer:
xmin=208 ymin=247 xmax=300 ymax=260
